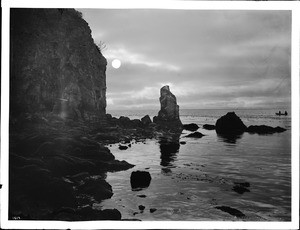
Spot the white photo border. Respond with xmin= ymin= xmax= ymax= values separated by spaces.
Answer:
xmin=1 ymin=0 xmax=299 ymax=229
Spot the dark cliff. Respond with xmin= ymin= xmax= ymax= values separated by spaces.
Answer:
xmin=10 ymin=9 xmax=107 ymax=119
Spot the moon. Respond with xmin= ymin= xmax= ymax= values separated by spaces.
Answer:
xmin=112 ymin=59 xmax=121 ymax=69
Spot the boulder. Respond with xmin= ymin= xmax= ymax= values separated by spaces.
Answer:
xmin=183 ymin=123 xmax=199 ymax=131
xmin=130 ymin=171 xmax=152 ymax=191
xmin=153 ymin=85 xmax=182 ymax=130
xmin=215 ymin=112 xmax=247 ymax=134
xmin=118 ymin=116 xmax=131 ymax=127
xmin=138 ymin=205 xmax=145 ymax=211
xmin=119 ymin=144 xmax=128 ymax=150
xmin=215 ymin=206 xmax=245 ymax=218
xmin=203 ymin=124 xmax=215 ymax=130
xmin=185 ymin=132 xmax=205 ymax=138
xmin=150 ymin=208 xmax=157 ymax=213
xmin=74 ymin=206 xmax=121 ymax=220
xmin=246 ymin=125 xmax=286 ymax=134
xmin=131 ymin=119 xmax=143 ymax=128
xmin=141 ymin=115 xmax=152 ymax=126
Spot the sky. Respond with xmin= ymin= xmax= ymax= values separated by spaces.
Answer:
xmin=79 ymin=9 xmax=291 ymax=111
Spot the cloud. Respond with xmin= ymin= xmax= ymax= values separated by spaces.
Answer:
xmin=79 ymin=9 xmax=291 ymax=110
xmin=105 ymin=48 xmax=180 ymax=71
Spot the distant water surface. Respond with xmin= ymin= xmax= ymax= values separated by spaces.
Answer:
xmin=99 ymin=109 xmax=291 ymax=221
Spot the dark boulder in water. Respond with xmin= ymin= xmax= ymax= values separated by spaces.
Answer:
xmin=119 ymin=144 xmax=128 ymax=150
xmin=138 ymin=205 xmax=145 ymax=211
xmin=203 ymin=124 xmax=216 ymax=130
xmin=246 ymin=125 xmax=286 ymax=134
xmin=215 ymin=206 xmax=245 ymax=218
xmin=183 ymin=123 xmax=199 ymax=131
xmin=185 ymin=132 xmax=205 ymax=138
xmin=232 ymin=185 xmax=250 ymax=194
xmin=215 ymin=112 xmax=247 ymax=134
xmin=130 ymin=171 xmax=152 ymax=191
xmin=150 ymin=208 xmax=157 ymax=213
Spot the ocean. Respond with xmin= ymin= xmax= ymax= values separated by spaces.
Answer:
xmin=99 ymin=108 xmax=291 ymax=221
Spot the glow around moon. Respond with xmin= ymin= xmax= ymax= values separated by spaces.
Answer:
xmin=112 ymin=59 xmax=121 ymax=69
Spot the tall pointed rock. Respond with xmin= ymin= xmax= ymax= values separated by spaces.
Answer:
xmin=153 ymin=85 xmax=182 ymax=130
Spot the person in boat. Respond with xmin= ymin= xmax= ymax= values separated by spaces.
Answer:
xmin=284 ymin=111 xmax=288 ymax=116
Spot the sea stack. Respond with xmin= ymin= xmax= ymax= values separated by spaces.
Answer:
xmin=153 ymin=85 xmax=182 ymax=131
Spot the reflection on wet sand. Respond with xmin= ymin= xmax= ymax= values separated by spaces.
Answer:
xmin=217 ymin=133 xmax=243 ymax=145
xmin=159 ymin=137 xmax=180 ymax=169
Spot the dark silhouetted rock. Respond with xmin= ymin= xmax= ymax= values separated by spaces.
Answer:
xmin=100 ymin=209 xmax=122 ymax=220
xmin=141 ymin=115 xmax=152 ymax=126
xmin=75 ymin=206 xmax=121 ymax=220
xmin=132 ymin=119 xmax=143 ymax=127
xmin=203 ymin=124 xmax=216 ymax=130
xmin=118 ymin=116 xmax=131 ymax=127
xmin=185 ymin=132 xmax=205 ymax=138
xmin=130 ymin=171 xmax=152 ymax=191
xmin=183 ymin=123 xmax=199 ymax=131
xmin=153 ymin=85 xmax=182 ymax=130
xmin=137 ymin=195 xmax=147 ymax=198
xmin=234 ymin=182 xmax=250 ymax=187
xmin=138 ymin=205 xmax=145 ymax=211
xmin=215 ymin=112 xmax=247 ymax=134
xmin=150 ymin=208 xmax=157 ymax=213
xmin=246 ymin=125 xmax=286 ymax=134
xmin=232 ymin=185 xmax=250 ymax=194
xmin=215 ymin=206 xmax=245 ymax=218
xmin=119 ymin=145 xmax=128 ymax=150
xmin=78 ymin=178 xmax=113 ymax=202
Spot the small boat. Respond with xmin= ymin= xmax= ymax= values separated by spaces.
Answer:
xmin=276 ymin=111 xmax=288 ymax=116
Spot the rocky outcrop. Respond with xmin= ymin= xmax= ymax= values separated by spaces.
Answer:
xmin=203 ymin=124 xmax=216 ymax=130
xmin=141 ymin=115 xmax=152 ymax=126
xmin=10 ymin=9 xmax=107 ymax=119
xmin=183 ymin=123 xmax=199 ymax=131
xmin=185 ymin=131 xmax=205 ymax=138
xmin=153 ymin=85 xmax=182 ymax=130
xmin=246 ymin=125 xmax=286 ymax=134
xmin=215 ymin=112 xmax=247 ymax=134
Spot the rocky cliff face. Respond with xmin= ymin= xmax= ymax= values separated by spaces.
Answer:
xmin=10 ymin=9 xmax=107 ymax=119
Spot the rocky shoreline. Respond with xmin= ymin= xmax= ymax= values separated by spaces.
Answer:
xmin=9 ymin=107 xmax=287 ymax=221
xmin=9 ymin=85 xmax=185 ymax=221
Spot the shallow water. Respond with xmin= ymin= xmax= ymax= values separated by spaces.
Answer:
xmin=99 ymin=109 xmax=291 ymax=221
